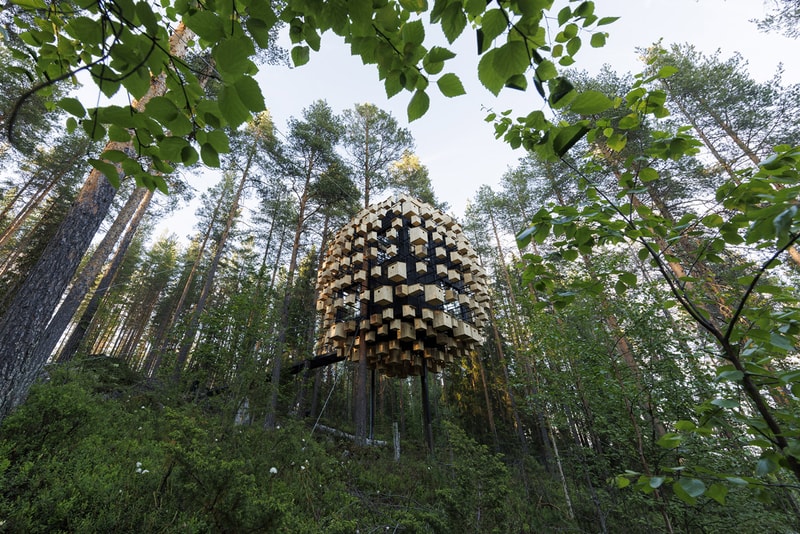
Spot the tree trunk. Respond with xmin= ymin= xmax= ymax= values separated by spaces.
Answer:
xmin=33 ymin=187 xmax=153 ymax=365
xmin=56 ymin=189 xmax=153 ymax=362
xmin=173 ymin=161 xmax=252 ymax=381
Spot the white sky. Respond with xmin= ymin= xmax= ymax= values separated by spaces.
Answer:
xmin=165 ymin=0 xmax=800 ymax=238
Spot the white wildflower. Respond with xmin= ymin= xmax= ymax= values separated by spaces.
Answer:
xmin=300 ymin=465 xmax=305 ymax=471
xmin=269 ymin=467 xmax=278 ymax=474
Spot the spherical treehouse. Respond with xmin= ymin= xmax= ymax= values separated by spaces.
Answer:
xmin=315 ymin=194 xmax=490 ymax=378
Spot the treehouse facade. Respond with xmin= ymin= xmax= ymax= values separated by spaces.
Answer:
xmin=316 ymin=194 xmax=490 ymax=378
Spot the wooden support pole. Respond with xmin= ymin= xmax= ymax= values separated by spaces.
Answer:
xmin=421 ymin=363 xmax=434 ymax=455
xmin=370 ymin=369 xmax=376 ymax=441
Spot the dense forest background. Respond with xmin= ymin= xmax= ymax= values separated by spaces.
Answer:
xmin=2 ymin=0 xmax=800 ymax=532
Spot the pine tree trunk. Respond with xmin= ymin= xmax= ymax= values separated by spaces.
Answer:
xmin=33 ymin=187 xmax=153 ymax=365
xmin=57 ymin=189 xmax=153 ymax=363
xmin=173 ymin=160 xmax=252 ymax=381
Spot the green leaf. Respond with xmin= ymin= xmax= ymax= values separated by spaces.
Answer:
xmin=135 ymin=1 xmax=159 ymax=33
xmin=200 ymin=143 xmax=220 ymax=167
xmin=493 ymin=41 xmax=529 ymax=79
xmin=675 ymin=420 xmax=696 ymax=431
xmin=597 ymin=16 xmax=619 ymax=26
xmin=505 ymin=74 xmax=527 ymax=91
xmin=234 ymin=77 xmax=266 ymax=112
xmin=291 ymin=45 xmax=310 ymax=66
xmin=569 ymin=90 xmax=612 ymax=115
xmin=219 ymin=85 xmax=251 ymax=128
xmin=12 ymin=0 xmax=48 ymax=7
xmin=185 ymin=11 xmax=226 ymax=42
xmin=437 ymin=73 xmax=466 ymax=97
xmin=516 ymin=226 xmax=536 ymax=249
xmin=716 ymin=370 xmax=744 ymax=382
xmin=548 ymin=77 xmax=576 ymax=108
xmin=477 ymin=49 xmax=505 ymax=95
xmin=145 ymin=96 xmax=180 ymax=123
xmin=213 ymin=37 xmax=256 ymax=79
xmin=657 ymin=65 xmax=678 ymax=78
xmin=57 ymin=97 xmax=86 ymax=117
xmin=639 ymin=167 xmax=658 ymax=182
xmin=656 ymin=433 xmax=682 ymax=449
xmin=769 ymin=332 xmax=795 ymax=352
xmin=566 ymin=36 xmax=581 ymax=56
xmin=557 ymin=6 xmax=571 ymax=26
xmin=480 ymin=9 xmax=508 ymax=46
xmin=441 ymin=3 xmax=467 ymax=43
xmin=180 ymin=145 xmax=199 ymax=166
xmin=590 ymin=32 xmax=606 ymax=47
xmin=649 ymin=476 xmax=665 ymax=489
xmin=407 ymin=89 xmax=430 ymax=121
xmin=678 ymin=478 xmax=706 ymax=498
xmin=672 ymin=480 xmax=696 ymax=505
xmin=246 ymin=17 xmax=273 ymax=48
xmin=706 ymin=484 xmax=727 ymax=505
xmin=89 ymin=158 xmax=121 ymax=188
xmin=158 ymin=136 xmax=190 ymax=162
xmin=427 ymin=46 xmax=457 ymax=63
xmin=756 ymin=456 xmax=778 ymax=476
xmin=535 ymin=59 xmax=557 ymax=81
xmin=399 ymin=0 xmax=427 ymax=11
xmin=710 ymin=398 xmax=739 ymax=408
xmin=606 ymin=132 xmax=627 ymax=151
xmin=205 ymin=129 xmax=230 ymax=154
xmin=552 ymin=124 xmax=589 ymax=157
xmin=65 ymin=16 xmax=102 ymax=43
xmin=401 ymin=19 xmax=425 ymax=45
xmin=615 ymin=475 xmax=631 ymax=489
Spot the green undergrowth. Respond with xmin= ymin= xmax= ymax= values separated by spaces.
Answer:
xmin=0 ymin=361 xmax=541 ymax=533
xmin=1 ymin=360 xmax=794 ymax=533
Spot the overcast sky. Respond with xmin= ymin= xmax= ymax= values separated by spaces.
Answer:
xmin=165 ymin=0 xmax=800 ymax=238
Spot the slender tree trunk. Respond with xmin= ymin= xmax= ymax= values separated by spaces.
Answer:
xmin=33 ymin=187 xmax=153 ymax=365
xmin=57 ymin=189 xmax=153 ymax=362
xmin=265 ymin=174 xmax=312 ymax=428
xmin=173 ymin=162 xmax=252 ymax=381
xmin=149 ymin=185 xmax=226 ymax=374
